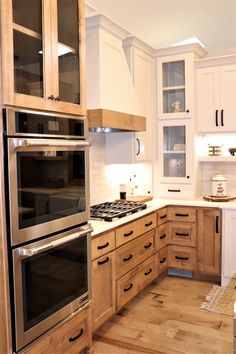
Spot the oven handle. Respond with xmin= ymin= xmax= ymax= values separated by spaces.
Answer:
xmin=18 ymin=225 xmax=93 ymax=258
xmin=13 ymin=138 xmax=90 ymax=149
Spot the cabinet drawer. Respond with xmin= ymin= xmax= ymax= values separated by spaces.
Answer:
xmin=156 ymin=223 xmax=169 ymax=251
xmin=169 ymin=245 xmax=196 ymax=271
xmin=116 ymin=255 xmax=156 ymax=310
xmin=157 ymin=207 xmax=168 ymax=226
xmin=169 ymin=222 xmax=196 ymax=247
xmin=168 ymin=206 xmax=196 ymax=222
xmin=92 ymin=231 xmax=115 ymax=260
xmin=157 ymin=246 xmax=168 ymax=274
xmin=22 ymin=308 xmax=89 ymax=354
xmin=116 ymin=230 xmax=155 ymax=279
xmin=158 ymin=183 xmax=194 ymax=199
xmin=116 ymin=213 xmax=156 ymax=247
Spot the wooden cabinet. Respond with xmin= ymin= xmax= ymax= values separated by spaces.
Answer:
xmin=168 ymin=206 xmax=196 ymax=272
xmin=1 ymin=0 xmax=86 ymax=115
xmin=157 ymin=246 xmax=168 ymax=275
xmin=91 ymin=232 xmax=116 ymax=332
xmin=116 ymin=213 xmax=156 ymax=247
xmin=197 ymin=208 xmax=221 ymax=276
xmin=116 ymin=255 xmax=156 ymax=310
xmin=157 ymin=207 xmax=168 ymax=226
xmin=196 ymin=64 xmax=236 ymax=133
xmin=169 ymin=245 xmax=196 ymax=271
xmin=156 ymin=223 xmax=169 ymax=251
xmin=115 ymin=230 xmax=155 ymax=279
xmin=222 ymin=209 xmax=236 ymax=286
xmin=21 ymin=307 xmax=91 ymax=354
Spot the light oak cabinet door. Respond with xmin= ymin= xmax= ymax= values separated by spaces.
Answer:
xmin=196 ymin=65 xmax=236 ymax=133
xmin=197 ymin=208 xmax=221 ymax=276
xmin=91 ymin=251 xmax=116 ymax=332
xmin=1 ymin=0 xmax=86 ymax=115
xmin=169 ymin=245 xmax=196 ymax=271
xmin=222 ymin=209 xmax=236 ymax=286
xmin=169 ymin=222 xmax=196 ymax=247
xmin=157 ymin=246 xmax=168 ymax=274
xmin=155 ymin=223 xmax=169 ymax=251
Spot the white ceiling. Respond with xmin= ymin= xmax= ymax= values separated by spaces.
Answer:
xmin=85 ymin=0 xmax=236 ymax=54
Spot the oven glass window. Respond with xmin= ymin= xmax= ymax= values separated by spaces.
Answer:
xmin=16 ymin=150 xmax=86 ymax=229
xmin=22 ymin=234 xmax=88 ymax=330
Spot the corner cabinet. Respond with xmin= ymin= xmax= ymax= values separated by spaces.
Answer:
xmin=196 ymin=64 xmax=236 ymax=133
xmin=1 ymin=0 xmax=86 ymax=115
xmin=156 ymin=53 xmax=194 ymax=119
xmin=156 ymin=119 xmax=195 ymax=199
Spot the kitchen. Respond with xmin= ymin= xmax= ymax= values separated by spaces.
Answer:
xmin=1 ymin=2 xmax=235 ymax=353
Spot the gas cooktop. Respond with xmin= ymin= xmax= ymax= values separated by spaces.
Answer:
xmin=90 ymin=200 xmax=147 ymax=222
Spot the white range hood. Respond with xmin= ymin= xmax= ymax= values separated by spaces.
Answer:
xmin=86 ymin=15 xmax=146 ymax=132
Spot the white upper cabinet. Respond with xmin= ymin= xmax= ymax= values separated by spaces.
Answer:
xmin=196 ymin=64 xmax=236 ymax=133
xmin=156 ymin=53 xmax=194 ymax=119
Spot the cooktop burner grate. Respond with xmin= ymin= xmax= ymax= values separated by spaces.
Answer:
xmin=90 ymin=200 xmax=147 ymax=221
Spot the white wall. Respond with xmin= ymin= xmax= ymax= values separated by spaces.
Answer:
xmin=89 ymin=133 xmax=153 ymax=205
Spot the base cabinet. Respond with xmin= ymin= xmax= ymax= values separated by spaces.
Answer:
xmin=91 ymin=231 xmax=116 ymax=332
xmin=197 ymin=208 xmax=221 ymax=276
xmin=20 ymin=307 xmax=92 ymax=354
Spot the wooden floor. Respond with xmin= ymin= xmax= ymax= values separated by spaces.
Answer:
xmin=93 ymin=276 xmax=234 ymax=354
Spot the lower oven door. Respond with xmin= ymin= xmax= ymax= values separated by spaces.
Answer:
xmin=7 ymin=137 xmax=90 ymax=246
xmin=12 ymin=224 xmax=92 ymax=352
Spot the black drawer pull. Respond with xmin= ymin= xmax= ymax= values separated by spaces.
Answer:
xmin=98 ymin=256 xmax=109 ymax=265
xmin=175 ymin=256 xmax=189 ymax=261
xmin=175 ymin=232 xmax=189 ymax=237
xmin=69 ymin=328 xmax=83 ymax=342
xmin=168 ymin=189 xmax=181 ymax=192
xmin=97 ymin=241 xmax=109 ymax=250
xmin=124 ymin=230 xmax=133 ymax=237
xmin=145 ymin=221 xmax=153 ymax=227
xmin=215 ymin=109 xmax=219 ymax=126
xmin=216 ymin=215 xmax=219 ymax=234
xmin=144 ymin=242 xmax=152 ymax=249
xmin=160 ymin=233 xmax=166 ymax=239
xmin=124 ymin=283 xmax=133 ymax=292
xmin=221 ymin=109 xmax=224 ymax=126
xmin=175 ymin=213 xmax=189 ymax=217
xmin=160 ymin=214 xmax=167 ymax=219
xmin=123 ymin=254 xmax=133 ymax=262
xmin=144 ymin=268 xmax=152 ymax=276
xmin=160 ymin=257 xmax=166 ymax=264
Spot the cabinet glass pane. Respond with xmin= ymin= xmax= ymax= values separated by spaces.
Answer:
xmin=162 ymin=61 xmax=185 ymax=87
xmin=163 ymin=126 xmax=186 ymax=178
xmin=13 ymin=0 xmax=42 ymax=34
xmin=57 ymin=0 xmax=80 ymax=104
xmin=163 ymin=88 xmax=185 ymax=113
xmin=14 ymin=30 xmax=43 ymax=97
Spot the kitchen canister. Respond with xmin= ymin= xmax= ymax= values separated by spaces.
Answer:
xmin=211 ymin=174 xmax=227 ymax=197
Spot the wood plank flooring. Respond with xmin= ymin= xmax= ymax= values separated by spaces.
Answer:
xmin=93 ymin=276 xmax=234 ymax=354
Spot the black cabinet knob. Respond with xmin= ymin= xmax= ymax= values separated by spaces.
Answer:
xmin=48 ymin=94 xmax=55 ymax=100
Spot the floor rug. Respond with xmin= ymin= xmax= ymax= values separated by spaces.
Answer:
xmin=201 ymin=285 xmax=236 ymax=316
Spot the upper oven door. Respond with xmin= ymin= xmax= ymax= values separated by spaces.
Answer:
xmin=7 ymin=138 xmax=90 ymax=246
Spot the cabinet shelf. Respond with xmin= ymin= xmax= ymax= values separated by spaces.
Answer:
xmin=164 ymin=150 xmax=186 ymax=154
xmin=13 ymin=22 xmax=41 ymax=39
xmin=163 ymin=85 xmax=185 ymax=91
xmin=199 ymin=156 xmax=236 ymax=162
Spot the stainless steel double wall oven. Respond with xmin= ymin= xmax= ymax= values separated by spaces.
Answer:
xmin=3 ymin=108 xmax=92 ymax=352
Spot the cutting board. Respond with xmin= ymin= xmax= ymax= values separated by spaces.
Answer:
xmin=127 ymin=195 xmax=153 ymax=202
xmin=203 ymin=195 xmax=236 ymax=202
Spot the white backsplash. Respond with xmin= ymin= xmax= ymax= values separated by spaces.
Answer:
xmin=200 ymin=162 xmax=236 ymax=196
xmin=89 ymin=133 xmax=153 ymax=205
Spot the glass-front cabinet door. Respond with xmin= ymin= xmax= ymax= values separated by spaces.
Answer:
xmin=1 ymin=0 xmax=85 ymax=115
xmin=156 ymin=53 xmax=193 ymax=119
xmin=159 ymin=120 xmax=193 ymax=183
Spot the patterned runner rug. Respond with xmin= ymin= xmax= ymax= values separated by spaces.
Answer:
xmin=201 ymin=285 xmax=236 ymax=316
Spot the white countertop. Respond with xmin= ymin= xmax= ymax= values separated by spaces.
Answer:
xmin=90 ymin=197 xmax=236 ymax=237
